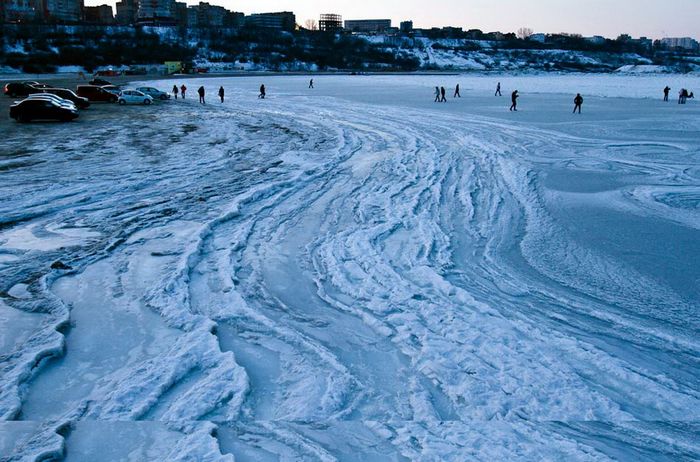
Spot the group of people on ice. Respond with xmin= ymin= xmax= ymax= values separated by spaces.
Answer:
xmin=170 ymin=83 xmax=266 ymax=104
xmin=431 ymin=81 xmax=696 ymax=113
xmin=433 ymin=82 xmax=582 ymax=113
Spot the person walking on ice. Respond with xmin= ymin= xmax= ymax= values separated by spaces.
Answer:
xmin=181 ymin=84 xmax=187 ymax=99
xmin=454 ymin=84 xmax=461 ymax=98
xmin=172 ymin=84 xmax=179 ymax=100
xmin=218 ymin=86 xmax=225 ymax=103
xmin=663 ymin=86 xmax=670 ymax=102
xmin=510 ymin=90 xmax=519 ymax=111
xmin=440 ymin=86 xmax=447 ymax=102
xmin=259 ymin=84 xmax=266 ymax=99
xmin=198 ymin=86 xmax=205 ymax=104
xmin=495 ymin=82 xmax=502 ymax=96
xmin=573 ymin=93 xmax=583 ymax=114
xmin=309 ymin=79 xmax=314 ymax=89
xmin=434 ymin=86 xmax=441 ymax=102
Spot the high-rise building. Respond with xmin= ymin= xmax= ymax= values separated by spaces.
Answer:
xmin=136 ymin=0 xmax=175 ymax=23
xmin=115 ymin=0 xmax=137 ymax=24
xmin=3 ymin=0 xmax=42 ymax=22
xmin=344 ymin=19 xmax=391 ymax=34
xmin=173 ymin=1 xmax=187 ymax=26
xmin=224 ymin=11 xmax=244 ymax=28
xmin=246 ymin=11 xmax=295 ymax=31
xmin=319 ymin=13 xmax=342 ymax=32
xmin=83 ymin=4 xmax=114 ymax=23
xmin=400 ymin=20 xmax=413 ymax=34
xmin=44 ymin=0 xmax=83 ymax=22
xmin=660 ymin=37 xmax=699 ymax=51
xmin=194 ymin=2 xmax=225 ymax=27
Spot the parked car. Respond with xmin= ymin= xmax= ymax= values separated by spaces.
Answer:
xmin=37 ymin=88 xmax=90 ymax=109
xmin=136 ymin=86 xmax=171 ymax=100
xmin=101 ymin=85 xmax=121 ymax=95
xmin=117 ymin=90 xmax=154 ymax=105
xmin=10 ymin=98 xmax=79 ymax=123
xmin=89 ymin=78 xmax=112 ymax=86
xmin=3 ymin=81 xmax=49 ymax=97
xmin=24 ymin=93 xmax=78 ymax=111
xmin=76 ymin=85 xmax=118 ymax=103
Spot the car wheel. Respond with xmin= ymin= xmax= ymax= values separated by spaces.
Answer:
xmin=161 ymin=95 xmax=168 ymax=100
xmin=19 ymin=114 xmax=30 ymax=123
xmin=144 ymin=99 xmax=151 ymax=105
xmin=119 ymin=99 xmax=126 ymax=105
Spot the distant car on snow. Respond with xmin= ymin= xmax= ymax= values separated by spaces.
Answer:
xmin=89 ymin=78 xmax=112 ymax=86
xmin=37 ymin=88 xmax=90 ymax=109
xmin=76 ymin=85 xmax=118 ymax=103
xmin=117 ymin=90 xmax=154 ymax=105
xmin=3 ymin=81 xmax=50 ymax=97
xmin=135 ymin=86 xmax=171 ymax=100
xmin=10 ymin=98 xmax=79 ymax=123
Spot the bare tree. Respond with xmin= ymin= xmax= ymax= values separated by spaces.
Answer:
xmin=305 ymin=19 xmax=318 ymax=31
xmin=517 ymin=27 xmax=533 ymax=40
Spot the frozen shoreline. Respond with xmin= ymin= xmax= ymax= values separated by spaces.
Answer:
xmin=1 ymin=74 xmax=699 ymax=461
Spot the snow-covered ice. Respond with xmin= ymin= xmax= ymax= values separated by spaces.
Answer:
xmin=1 ymin=73 xmax=699 ymax=461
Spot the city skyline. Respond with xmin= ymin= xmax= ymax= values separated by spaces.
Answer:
xmin=84 ymin=0 xmax=700 ymax=39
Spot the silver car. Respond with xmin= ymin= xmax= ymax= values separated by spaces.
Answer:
xmin=24 ymin=93 xmax=77 ymax=111
xmin=135 ymin=86 xmax=171 ymax=100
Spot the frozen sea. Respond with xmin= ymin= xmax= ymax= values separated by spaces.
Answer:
xmin=1 ymin=73 xmax=699 ymax=461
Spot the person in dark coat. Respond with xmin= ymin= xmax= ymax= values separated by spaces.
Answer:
xmin=495 ymin=82 xmax=502 ymax=96
xmin=510 ymin=90 xmax=519 ymax=111
xmin=454 ymin=84 xmax=461 ymax=98
xmin=309 ymin=79 xmax=314 ymax=89
xmin=259 ymin=84 xmax=266 ymax=99
xmin=218 ymin=86 xmax=224 ymax=103
xmin=434 ymin=86 xmax=440 ymax=102
xmin=197 ymin=86 xmax=205 ymax=104
xmin=663 ymin=86 xmax=671 ymax=102
xmin=573 ymin=93 xmax=583 ymax=114
xmin=181 ymin=84 xmax=187 ymax=99
xmin=440 ymin=86 xmax=447 ymax=102
xmin=173 ymin=84 xmax=179 ymax=99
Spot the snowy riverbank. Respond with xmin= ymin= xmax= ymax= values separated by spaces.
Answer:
xmin=1 ymin=74 xmax=699 ymax=461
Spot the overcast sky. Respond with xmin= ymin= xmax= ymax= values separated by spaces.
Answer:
xmin=86 ymin=0 xmax=699 ymax=39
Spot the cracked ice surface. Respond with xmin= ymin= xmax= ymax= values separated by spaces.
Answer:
xmin=1 ymin=74 xmax=699 ymax=461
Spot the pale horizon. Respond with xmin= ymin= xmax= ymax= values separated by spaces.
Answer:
xmin=84 ymin=0 xmax=700 ymax=40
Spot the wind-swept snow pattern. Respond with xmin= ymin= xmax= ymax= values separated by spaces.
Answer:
xmin=1 ymin=74 xmax=699 ymax=461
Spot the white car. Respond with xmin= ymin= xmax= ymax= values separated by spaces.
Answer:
xmin=24 ymin=93 xmax=77 ymax=111
xmin=117 ymin=90 xmax=154 ymax=105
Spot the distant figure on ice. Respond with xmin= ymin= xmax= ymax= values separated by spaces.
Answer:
xmin=573 ymin=93 xmax=583 ymax=114
xmin=440 ymin=86 xmax=447 ymax=102
xmin=218 ymin=86 xmax=225 ymax=103
xmin=495 ymin=82 xmax=502 ymax=96
xmin=454 ymin=84 xmax=461 ymax=98
xmin=663 ymin=86 xmax=670 ymax=102
xmin=309 ymin=79 xmax=314 ymax=89
xmin=259 ymin=84 xmax=266 ymax=99
xmin=198 ymin=86 xmax=205 ymax=104
xmin=434 ymin=86 xmax=441 ymax=102
xmin=172 ymin=84 xmax=179 ymax=99
xmin=510 ymin=90 xmax=519 ymax=111
xmin=679 ymin=88 xmax=687 ymax=104
xmin=689 ymin=91 xmax=695 ymax=99
xmin=181 ymin=84 xmax=187 ymax=99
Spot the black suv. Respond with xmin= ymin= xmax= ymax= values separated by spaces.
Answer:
xmin=3 ymin=81 xmax=50 ymax=97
